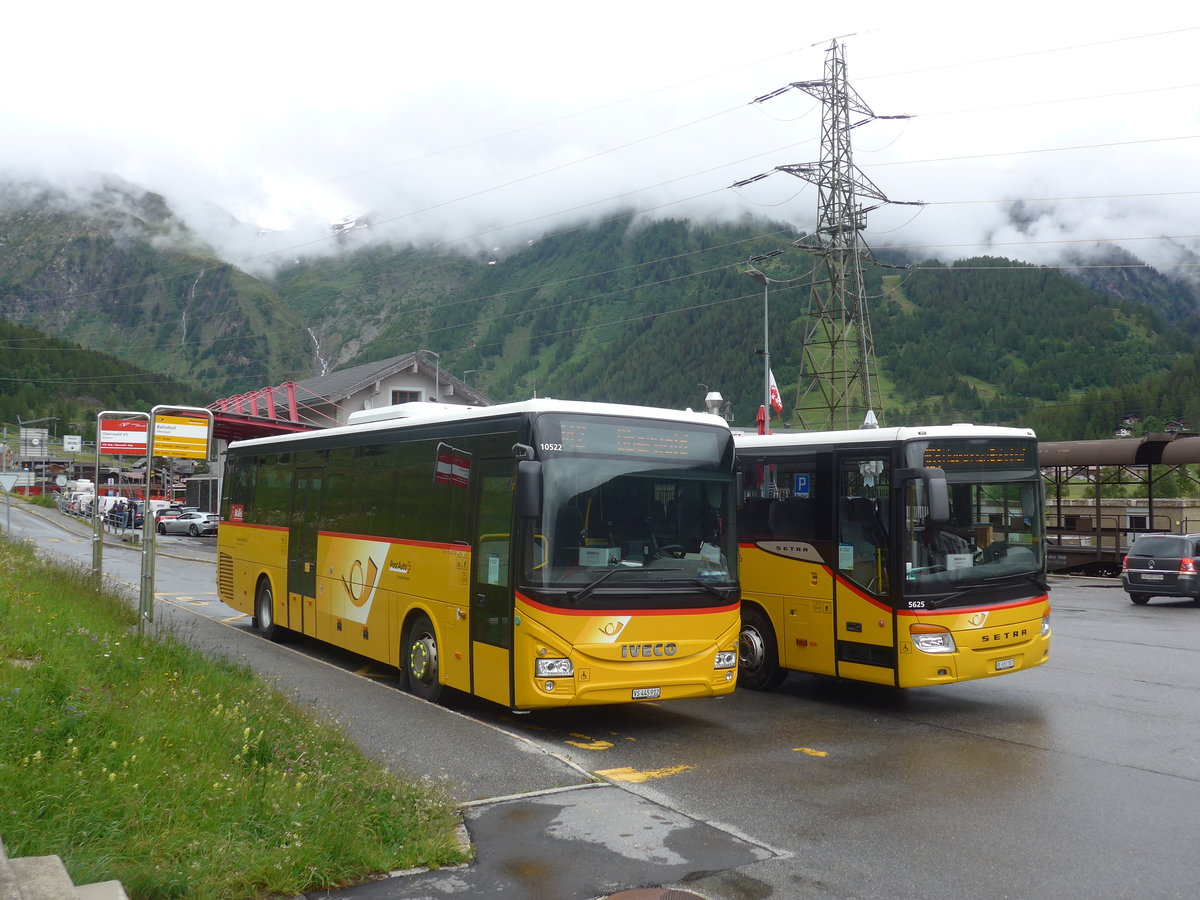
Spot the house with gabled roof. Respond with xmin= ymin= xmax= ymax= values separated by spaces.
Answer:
xmin=290 ymin=352 xmax=492 ymax=427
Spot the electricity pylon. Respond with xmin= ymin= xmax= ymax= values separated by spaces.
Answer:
xmin=751 ymin=40 xmax=918 ymax=430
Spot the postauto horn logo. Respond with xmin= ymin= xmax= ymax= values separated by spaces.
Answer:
xmin=335 ymin=540 xmax=386 ymax=624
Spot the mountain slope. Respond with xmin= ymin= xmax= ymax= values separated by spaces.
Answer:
xmin=4 ymin=175 xmax=1199 ymax=440
xmin=0 ymin=177 xmax=312 ymax=395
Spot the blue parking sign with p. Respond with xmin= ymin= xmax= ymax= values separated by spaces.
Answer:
xmin=794 ymin=473 xmax=811 ymax=497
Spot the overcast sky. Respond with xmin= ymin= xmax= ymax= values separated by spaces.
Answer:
xmin=2 ymin=1 xmax=1197 ymax=273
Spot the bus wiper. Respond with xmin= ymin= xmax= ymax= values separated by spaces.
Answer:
xmin=569 ymin=566 xmax=626 ymax=604
xmin=925 ymin=571 xmax=1047 ymax=609
xmin=981 ymin=569 xmax=1049 ymax=589
xmin=923 ymin=589 xmax=972 ymax=610
xmin=687 ymin=577 xmax=727 ymax=599
xmin=646 ymin=569 xmax=730 ymax=600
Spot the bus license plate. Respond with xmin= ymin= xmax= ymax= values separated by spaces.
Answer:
xmin=995 ymin=658 xmax=1015 ymax=671
xmin=632 ymin=687 xmax=661 ymax=700
xmin=1141 ymin=573 xmax=1164 ymax=581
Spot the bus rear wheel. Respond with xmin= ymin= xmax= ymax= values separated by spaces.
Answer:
xmin=739 ymin=606 xmax=786 ymax=691
xmin=255 ymin=579 xmax=286 ymax=642
xmin=405 ymin=613 xmax=443 ymax=703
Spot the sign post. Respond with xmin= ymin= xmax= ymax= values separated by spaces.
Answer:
xmin=94 ymin=412 xmax=150 ymax=583
xmin=138 ymin=405 xmax=214 ymax=628
xmin=0 ymin=471 xmax=19 ymax=534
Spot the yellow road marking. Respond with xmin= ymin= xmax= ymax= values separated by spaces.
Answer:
xmin=794 ymin=747 xmax=829 ymax=757
xmin=565 ymin=737 xmax=614 ymax=751
xmin=597 ymin=764 xmax=693 ymax=783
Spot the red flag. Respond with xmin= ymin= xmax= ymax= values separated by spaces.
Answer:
xmin=768 ymin=369 xmax=783 ymax=417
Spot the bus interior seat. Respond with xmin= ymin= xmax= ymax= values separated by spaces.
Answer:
xmin=842 ymin=497 xmax=886 ymax=554
xmin=553 ymin=506 xmax=584 ymax=565
xmin=739 ymin=497 xmax=774 ymax=540
xmin=672 ymin=491 xmax=704 ymax=549
xmin=770 ymin=497 xmax=812 ymax=540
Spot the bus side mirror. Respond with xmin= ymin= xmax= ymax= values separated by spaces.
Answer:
xmin=897 ymin=466 xmax=949 ymax=524
xmin=925 ymin=467 xmax=949 ymax=524
xmin=516 ymin=460 xmax=542 ymax=519
xmin=1021 ymin=482 xmax=1040 ymax=520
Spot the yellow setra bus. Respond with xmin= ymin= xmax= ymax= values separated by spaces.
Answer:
xmin=734 ymin=424 xmax=1051 ymax=690
xmin=217 ymin=399 xmax=740 ymax=711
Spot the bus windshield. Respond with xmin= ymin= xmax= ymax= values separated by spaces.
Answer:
xmin=522 ymin=415 xmax=737 ymax=606
xmin=902 ymin=438 xmax=1045 ymax=597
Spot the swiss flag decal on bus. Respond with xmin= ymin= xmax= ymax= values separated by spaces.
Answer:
xmin=434 ymin=443 xmax=472 ymax=487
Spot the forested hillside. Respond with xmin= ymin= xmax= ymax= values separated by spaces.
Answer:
xmin=274 ymin=216 xmax=812 ymax=422
xmin=4 ymin=175 xmax=1200 ymax=441
xmin=875 ymin=257 xmax=1196 ymax=430
xmin=0 ymin=178 xmax=312 ymax=396
xmin=0 ymin=318 xmax=206 ymax=439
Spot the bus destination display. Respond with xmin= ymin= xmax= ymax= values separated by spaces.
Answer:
xmin=544 ymin=418 xmax=718 ymax=461
xmin=922 ymin=441 xmax=1035 ymax=471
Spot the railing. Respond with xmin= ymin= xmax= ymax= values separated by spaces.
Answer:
xmin=1044 ymin=512 xmax=1177 ymax=576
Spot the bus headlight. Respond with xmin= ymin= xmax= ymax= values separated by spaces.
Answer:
xmin=713 ymin=650 xmax=737 ymax=669
xmin=910 ymin=625 xmax=956 ymax=654
xmin=535 ymin=658 xmax=574 ymax=678
xmin=1041 ymin=616 xmax=1051 ymax=637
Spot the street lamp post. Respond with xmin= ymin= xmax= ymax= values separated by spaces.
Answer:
xmin=417 ymin=349 xmax=441 ymax=402
xmin=744 ymin=250 xmax=783 ymax=434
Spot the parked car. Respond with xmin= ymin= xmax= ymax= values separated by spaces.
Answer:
xmin=158 ymin=510 xmax=219 ymax=536
xmin=155 ymin=505 xmax=197 ymax=524
xmin=1122 ymin=533 xmax=1200 ymax=605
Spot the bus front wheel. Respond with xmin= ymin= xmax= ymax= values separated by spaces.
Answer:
xmin=255 ymin=579 xmax=286 ymax=642
xmin=739 ymin=606 xmax=786 ymax=691
xmin=405 ymin=613 xmax=443 ymax=703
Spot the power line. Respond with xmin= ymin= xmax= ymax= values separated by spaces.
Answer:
xmin=855 ymin=24 xmax=1200 ymax=82
xmin=864 ymin=133 xmax=1200 ymax=169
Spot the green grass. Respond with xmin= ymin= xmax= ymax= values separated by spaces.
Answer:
xmin=0 ymin=537 xmax=468 ymax=899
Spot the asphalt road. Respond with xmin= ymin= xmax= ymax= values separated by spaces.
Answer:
xmin=6 ymin=501 xmax=1200 ymax=899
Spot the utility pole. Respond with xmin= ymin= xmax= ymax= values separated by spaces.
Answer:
xmin=749 ymin=41 xmax=919 ymax=430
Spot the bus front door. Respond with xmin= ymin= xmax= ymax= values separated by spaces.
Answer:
xmin=835 ymin=454 xmax=896 ymax=685
xmin=469 ymin=460 xmax=515 ymax=707
xmin=286 ymin=468 xmax=322 ymax=637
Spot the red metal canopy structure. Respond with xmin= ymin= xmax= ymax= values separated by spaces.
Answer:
xmin=208 ymin=382 xmax=328 ymax=443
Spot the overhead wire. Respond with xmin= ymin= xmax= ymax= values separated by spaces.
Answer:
xmin=854 ymin=24 xmax=1200 ymax=82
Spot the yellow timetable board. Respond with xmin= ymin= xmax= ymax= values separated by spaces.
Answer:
xmin=153 ymin=414 xmax=211 ymax=459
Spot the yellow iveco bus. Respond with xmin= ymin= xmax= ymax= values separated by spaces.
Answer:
xmin=734 ymin=424 xmax=1051 ymax=690
xmin=217 ymin=399 xmax=740 ymax=711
